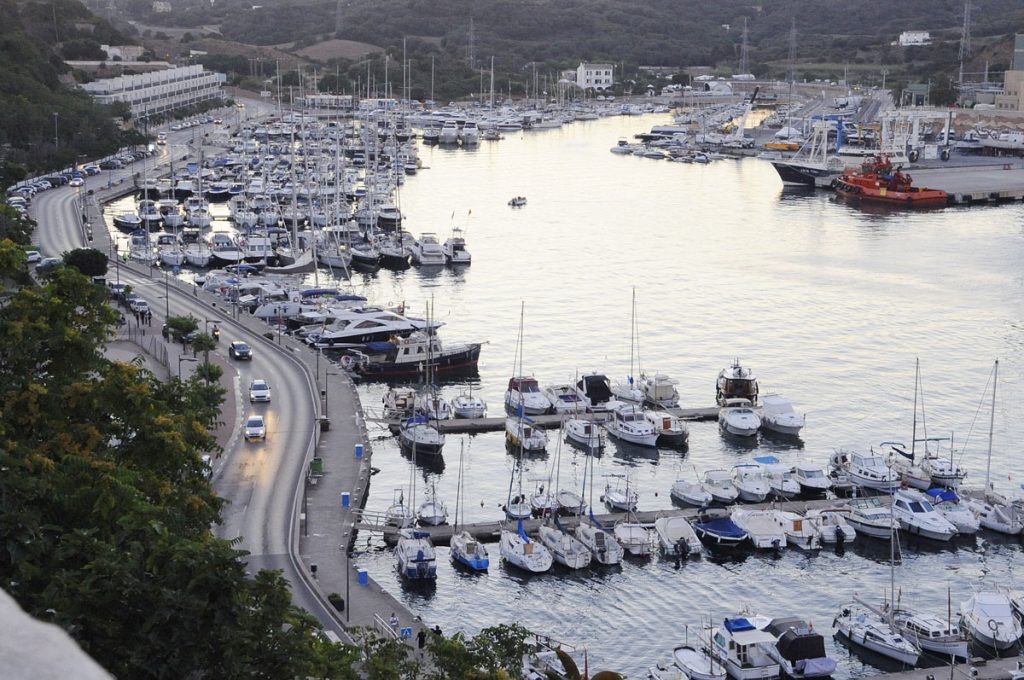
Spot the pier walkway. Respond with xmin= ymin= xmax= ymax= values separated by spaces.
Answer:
xmin=865 ymin=655 xmax=1023 ymax=680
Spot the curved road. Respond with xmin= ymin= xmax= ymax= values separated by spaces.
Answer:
xmin=30 ymin=146 xmax=347 ymax=638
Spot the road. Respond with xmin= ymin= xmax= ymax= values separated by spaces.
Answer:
xmin=29 ymin=136 xmax=348 ymax=638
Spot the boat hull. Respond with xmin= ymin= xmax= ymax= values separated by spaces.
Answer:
xmin=357 ymin=344 xmax=482 ymax=378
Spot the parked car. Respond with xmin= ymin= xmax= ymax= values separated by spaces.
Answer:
xmin=229 ymin=341 xmax=252 ymax=360
xmin=25 ymin=250 xmax=41 ymax=263
xmin=36 ymin=257 xmax=61 ymax=272
xmin=244 ymin=415 xmax=267 ymax=442
xmin=108 ymin=282 xmax=128 ymax=300
xmin=248 ymin=379 xmax=271 ymax=403
xmin=129 ymin=298 xmax=150 ymax=314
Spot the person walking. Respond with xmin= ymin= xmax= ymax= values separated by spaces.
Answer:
xmin=417 ymin=628 xmax=427 ymax=657
xmin=388 ymin=612 xmax=399 ymax=635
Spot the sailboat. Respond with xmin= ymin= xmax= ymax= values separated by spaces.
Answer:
xmin=400 ymin=302 xmax=446 ymax=457
xmin=450 ymin=441 xmax=489 ymax=571
xmin=499 ymin=515 xmax=553 ymax=573
xmin=416 ymin=481 xmax=448 ymax=526
xmin=961 ymin=361 xmax=1023 ymax=535
xmin=394 ymin=438 xmax=438 ymax=580
xmin=574 ymin=449 xmax=624 ymax=565
xmin=611 ymin=476 xmax=657 ymax=557
xmin=610 ymin=288 xmax=645 ymax=404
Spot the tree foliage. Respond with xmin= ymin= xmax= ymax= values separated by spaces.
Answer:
xmin=63 ymin=247 xmax=108 ymax=277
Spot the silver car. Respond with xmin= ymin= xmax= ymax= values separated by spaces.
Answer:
xmin=249 ymin=379 xmax=271 ymax=403
xmin=244 ymin=415 xmax=266 ymax=442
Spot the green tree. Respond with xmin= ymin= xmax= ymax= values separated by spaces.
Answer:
xmin=164 ymin=314 xmax=198 ymax=339
xmin=63 ymin=247 xmax=108 ymax=277
xmin=0 ymin=206 xmax=35 ymax=245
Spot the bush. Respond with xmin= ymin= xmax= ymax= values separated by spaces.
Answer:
xmin=327 ymin=593 xmax=344 ymax=611
xmin=64 ymin=248 xmax=108 ymax=277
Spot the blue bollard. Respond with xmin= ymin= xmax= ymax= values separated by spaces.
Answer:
xmin=341 ymin=492 xmax=350 ymax=508
xmin=357 ymin=568 xmax=368 ymax=586
xmin=354 ymin=443 xmax=364 ymax=459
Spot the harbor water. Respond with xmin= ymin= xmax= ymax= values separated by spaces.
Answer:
xmin=114 ymin=113 xmax=1024 ymax=675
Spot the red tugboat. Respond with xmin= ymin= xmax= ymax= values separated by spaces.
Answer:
xmin=833 ymin=156 xmax=948 ymax=208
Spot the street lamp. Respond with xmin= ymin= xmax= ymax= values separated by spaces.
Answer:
xmin=164 ymin=269 xmax=170 ymax=318
xmin=177 ymin=356 xmax=197 ymax=380
xmin=324 ymin=371 xmax=338 ymax=414
xmin=53 ymin=112 xmax=59 ymax=150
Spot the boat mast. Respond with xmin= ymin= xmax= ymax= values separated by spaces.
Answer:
xmin=985 ymin=359 xmax=997 ymax=490
xmin=911 ymin=358 xmax=918 ymax=459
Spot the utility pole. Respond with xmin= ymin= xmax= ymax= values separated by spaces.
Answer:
xmin=958 ymin=0 xmax=972 ymax=85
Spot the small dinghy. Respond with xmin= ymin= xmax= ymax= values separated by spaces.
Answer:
xmin=654 ymin=516 xmax=702 ymax=557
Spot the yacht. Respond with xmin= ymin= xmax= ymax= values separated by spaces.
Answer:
xmin=920 ymin=454 xmax=967 ymax=489
xmin=505 ymin=417 xmax=547 ymax=453
xmin=536 ymin=524 xmax=591 ymax=569
xmin=717 ymin=359 xmax=759 ymax=405
xmin=804 ymin=509 xmax=857 ymax=544
xmin=754 ymin=616 xmax=837 ymax=679
xmin=731 ymin=508 xmax=786 ymax=550
xmin=639 ymin=373 xmax=680 ymax=408
xmin=604 ymin=401 xmax=659 ymax=447
xmin=438 ymin=120 xmax=460 ymax=145
xmin=565 ymin=417 xmax=605 ymax=451
xmin=830 ymin=448 xmax=900 ymax=493
xmin=645 ymin=410 xmax=689 ymax=447
xmin=505 ymin=376 xmax=552 ymax=415
xmin=771 ymin=510 xmax=821 ymax=550
xmin=704 ymin=469 xmax=740 ymax=504
xmin=156 ymin=233 xmax=185 ymax=267
xmin=398 ymin=414 xmax=445 ymax=456
xmin=442 ymin=227 xmax=471 ymax=265
xmin=575 ymin=521 xmax=624 ymax=565
xmin=671 ymin=477 xmax=713 ymax=508
xmin=843 ymin=497 xmax=895 ymax=539
xmin=576 ymin=373 xmax=614 ymax=412
xmin=719 ymin=398 xmax=761 ymax=437
xmin=183 ymin=239 xmax=213 ymax=268
xmin=499 ymin=523 xmax=553 ymax=573
xmin=891 ymin=489 xmax=958 ymax=541
xmin=460 ymin=121 xmax=481 ymax=145
xmin=759 ymin=395 xmax=805 ymax=436
xmin=654 ymin=516 xmax=702 ymax=557
xmin=395 ymin=528 xmax=437 ymax=580
xmin=923 ymin=488 xmax=980 ymax=534
xmin=710 ymin=617 xmax=782 ymax=680
xmin=732 ymin=464 xmax=771 ymax=503
xmin=959 ymin=592 xmax=1023 ymax=651
xmin=209 ymin=232 xmax=246 ymax=267
xmin=891 ymin=606 xmax=969 ymax=659
xmin=793 ymin=463 xmax=832 ymax=496
xmin=451 ymin=392 xmax=486 ymax=419
xmin=544 ymin=384 xmax=587 ymax=415
xmin=834 ymin=602 xmax=920 ymax=666
xmin=410 ymin=233 xmax=447 ymax=266
xmin=308 ymin=308 xmax=440 ymax=348
xmin=350 ymin=332 xmax=482 ymax=379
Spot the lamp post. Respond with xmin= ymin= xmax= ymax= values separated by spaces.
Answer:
xmin=164 ymin=269 xmax=170 ymax=318
xmin=177 ymin=355 xmax=197 ymax=380
xmin=325 ymin=371 xmax=337 ymax=414
xmin=53 ymin=112 xmax=59 ymax=150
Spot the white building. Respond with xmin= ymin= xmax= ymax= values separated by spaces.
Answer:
xmin=576 ymin=63 xmax=614 ymax=91
xmin=81 ymin=64 xmax=226 ymax=120
xmin=895 ymin=31 xmax=931 ymax=46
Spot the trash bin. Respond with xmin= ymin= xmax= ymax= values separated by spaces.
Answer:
xmin=320 ymin=417 xmax=331 ymax=432
xmin=341 ymin=492 xmax=350 ymax=508
xmin=354 ymin=443 xmax=363 ymax=459
xmin=357 ymin=568 xmax=369 ymax=586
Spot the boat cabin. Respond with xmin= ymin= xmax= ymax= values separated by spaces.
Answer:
xmin=509 ymin=377 xmax=541 ymax=393
xmin=577 ymin=373 xmax=613 ymax=409
xmin=715 ymin=618 xmax=778 ymax=669
xmin=717 ymin=360 xmax=759 ymax=404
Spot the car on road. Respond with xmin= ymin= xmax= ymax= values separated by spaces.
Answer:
xmin=244 ymin=415 xmax=266 ymax=442
xmin=129 ymin=298 xmax=150 ymax=314
xmin=25 ymin=250 xmax=41 ymax=263
xmin=248 ymin=379 xmax=271 ymax=403
xmin=36 ymin=257 xmax=62 ymax=272
xmin=229 ymin=341 xmax=252 ymax=360
xmin=68 ymin=177 xmax=84 ymax=187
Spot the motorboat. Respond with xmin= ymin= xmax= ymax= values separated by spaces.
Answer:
xmin=451 ymin=392 xmax=486 ymax=419
xmin=438 ymin=120 xmax=460 ymax=145
xmin=537 ymin=524 xmax=592 ymax=569
xmin=891 ymin=489 xmax=958 ymax=541
xmin=923 ymin=488 xmax=980 ymax=534
xmin=603 ymin=475 xmax=639 ymax=512
xmin=508 ymin=196 xmax=527 ymax=207
xmin=460 ymin=121 xmax=480 ymax=146
xmin=771 ymin=510 xmax=821 ymax=550
xmin=731 ymin=508 xmax=786 ymax=550
xmin=804 ymin=509 xmax=857 ymax=544
xmin=834 ymin=603 xmax=920 ymax=666
xmin=710 ymin=617 xmax=781 ymax=680
xmin=442 ymin=227 xmax=471 ymax=265
xmin=505 ymin=376 xmax=552 ymax=415
xmin=759 ymin=395 xmax=805 ymax=436
xmin=717 ymin=359 xmax=759 ymax=404
xmin=610 ymin=377 xmax=645 ymax=405
xmin=887 ymin=444 xmax=933 ymax=491
xmin=693 ymin=514 xmax=748 ymax=549
xmin=529 ymin=478 xmax=559 ymax=517
xmin=544 ymin=384 xmax=587 ymax=415
xmin=756 ymin=616 xmax=837 ymax=679
xmin=383 ymin=387 xmax=416 ymax=419
xmin=385 ymin=488 xmax=415 ymax=528
xmin=613 ymin=520 xmax=657 ymax=557
xmin=639 ymin=373 xmax=680 ymax=409
xmin=450 ymin=530 xmax=489 ymax=571
xmin=834 ymin=156 xmax=947 ymax=209
xmin=704 ymin=469 xmax=740 ymax=504
xmin=575 ymin=520 xmax=624 ymax=565
xmin=156 ymin=233 xmax=186 ymax=267
xmin=395 ymin=528 xmax=437 ymax=580
xmin=793 ymin=463 xmax=832 ymax=496
xmin=113 ymin=211 xmax=143 ymax=232
xmin=410 ymin=233 xmax=447 ymax=266
xmin=719 ymin=398 xmax=761 ymax=437
xmin=416 ymin=484 xmax=448 ymax=526
xmin=649 ymin=644 xmax=727 ymax=680
xmin=310 ymin=310 xmax=444 ymax=349
xmin=891 ymin=606 xmax=969 ymax=659
xmin=754 ymin=456 xmax=801 ymax=499
xmin=604 ymin=401 xmax=659 ymax=447
xmin=959 ymin=592 xmax=1023 ymax=651
xmin=671 ymin=477 xmax=713 ymax=508
xmin=654 ymin=515 xmax=701 ymax=557
xmin=576 ymin=373 xmax=614 ymax=412
xmin=920 ymin=454 xmax=967 ymax=489
xmin=499 ymin=523 xmax=553 ymax=573
xmin=732 ymin=464 xmax=771 ymax=503
xmin=844 ymin=497 xmax=895 ymax=539
xmin=830 ymin=448 xmax=900 ymax=493
xmin=645 ymin=410 xmax=689 ymax=447
xmin=565 ymin=417 xmax=605 ymax=451
xmin=209 ymin=232 xmax=246 ymax=267
xmin=506 ymin=417 xmax=547 ymax=453
xmin=961 ymin=488 xmax=1023 ymax=535
xmin=398 ymin=414 xmax=445 ymax=456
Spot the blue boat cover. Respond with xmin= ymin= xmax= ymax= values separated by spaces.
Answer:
xmin=724 ymin=618 xmax=757 ymax=632
xmin=301 ymin=288 xmax=340 ymax=297
xmin=698 ymin=518 xmax=746 ymax=538
xmin=753 ymin=455 xmax=781 ymax=465
xmin=366 ymin=341 xmax=397 ymax=351
xmin=517 ymin=519 xmax=530 ymax=543
xmin=336 ymin=294 xmax=368 ymax=302
xmin=925 ymin=488 xmax=959 ymax=503
xmin=404 ymin=414 xmax=428 ymax=426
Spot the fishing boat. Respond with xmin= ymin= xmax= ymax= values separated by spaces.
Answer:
xmin=604 ymin=474 xmax=639 ymax=512
xmin=604 ymin=401 xmax=659 ymax=447
xmin=565 ymin=417 xmax=605 ymax=451
xmin=395 ymin=528 xmax=438 ymax=580
xmin=654 ymin=515 xmax=701 ymax=557
xmin=709 ymin=617 xmax=782 ymax=680
xmin=833 ymin=156 xmax=947 ymax=208
xmin=645 ymin=410 xmax=689 ymax=447
xmin=716 ymin=359 xmax=759 ymax=405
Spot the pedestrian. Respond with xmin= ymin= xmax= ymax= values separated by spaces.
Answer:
xmin=417 ymin=628 xmax=427 ymax=657
xmin=388 ymin=612 xmax=399 ymax=634
xmin=146 ymin=310 xmax=152 ymax=326
xmin=432 ymin=624 xmax=442 ymax=638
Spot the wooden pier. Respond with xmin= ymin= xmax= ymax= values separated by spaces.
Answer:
xmin=381 ymin=405 xmax=720 ymax=434
xmin=355 ymin=496 xmax=872 ymax=545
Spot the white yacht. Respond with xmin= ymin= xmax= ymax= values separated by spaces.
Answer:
xmin=716 ymin=359 xmax=759 ymax=405
xmin=830 ymin=448 xmax=900 ymax=493
xmin=536 ymin=524 xmax=591 ymax=569
xmin=395 ymin=528 xmax=437 ymax=580
xmin=959 ymin=592 xmax=1023 ymax=651
xmin=209 ymin=232 xmax=246 ymax=266
xmin=499 ymin=524 xmax=553 ymax=573
xmin=613 ymin=520 xmax=657 ymax=557
xmin=451 ymin=392 xmax=486 ymax=419
xmin=639 ymin=373 xmax=680 ymax=408
xmin=410 ymin=233 xmax=447 ymax=266
xmin=442 ymin=227 xmax=471 ymax=264
xmin=759 ymin=395 xmax=805 ymax=436
xmin=920 ymin=454 xmax=967 ymax=489
xmin=704 ymin=469 xmax=740 ymax=504
xmin=565 ymin=417 xmax=605 ymax=450
xmin=754 ymin=456 xmax=801 ymax=499
xmin=544 ymin=384 xmax=587 ymax=415
xmin=645 ymin=410 xmax=689 ymax=447
xmin=671 ymin=477 xmax=713 ymax=508
xmin=719 ymin=398 xmax=761 ymax=437
xmin=923 ymin=489 xmax=980 ymax=534
xmin=654 ymin=516 xmax=701 ymax=557
xmin=710 ymin=618 xmax=781 ymax=680
xmin=891 ymin=489 xmax=958 ymax=541
xmin=843 ymin=497 xmax=895 ymax=539
xmin=438 ymin=120 xmax=460 ymax=145
xmin=755 ymin=617 xmax=837 ymax=679
xmin=505 ymin=376 xmax=552 ymax=415
xmin=156 ymin=233 xmax=185 ymax=267
xmin=603 ymin=475 xmax=639 ymax=512
xmin=891 ymin=606 xmax=969 ymax=659
xmin=732 ymin=464 xmax=771 ymax=503
xmin=731 ymin=508 xmax=786 ymax=550
xmin=804 ymin=508 xmax=857 ymax=544
xmin=793 ymin=463 xmax=832 ymax=496
xmin=962 ymin=489 xmax=1023 ymax=535
xmin=505 ymin=417 xmax=547 ymax=452
xmin=834 ymin=603 xmax=919 ymax=666
xmin=576 ymin=373 xmax=614 ymax=412
xmin=574 ymin=521 xmax=624 ymax=565
xmin=771 ymin=510 xmax=821 ymax=550
xmin=604 ymin=401 xmax=659 ymax=447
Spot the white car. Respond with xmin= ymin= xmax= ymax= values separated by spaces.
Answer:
xmin=249 ymin=379 xmax=271 ymax=403
xmin=129 ymin=298 xmax=150 ymax=313
xmin=244 ymin=415 xmax=266 ymax=442
xmin=25 ymin=250 xmax=41 ymax=263
xmin=68 ymin=177 xmax=84 ymax=187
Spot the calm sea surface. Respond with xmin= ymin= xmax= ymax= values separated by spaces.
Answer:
xmin=114 ymin=114 xmax=1024 ymax=675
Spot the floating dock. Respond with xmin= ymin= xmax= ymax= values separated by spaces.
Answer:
xmin=864 ymin=655 xmax=1023 ymax=680
xmin=912 ymin=163 xmax=1024 ymax=205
